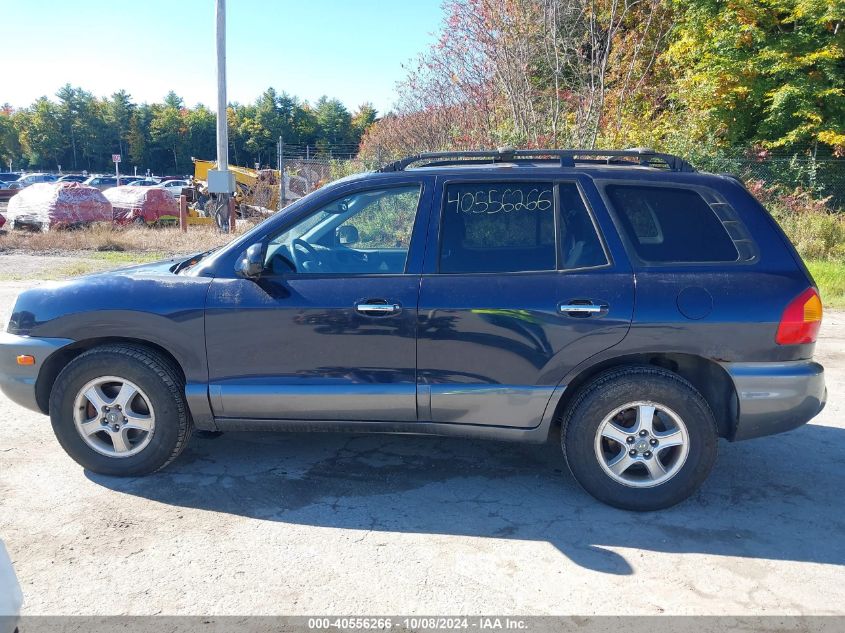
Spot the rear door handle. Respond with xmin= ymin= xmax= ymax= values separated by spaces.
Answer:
xmin=558 ymin=300 xmax=608 ymax=317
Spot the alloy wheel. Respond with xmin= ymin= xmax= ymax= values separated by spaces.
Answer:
xmin=593 ymin=401 xmax=689 ymax=488
xmin=72 ymin=376 xmax=156 ymax=458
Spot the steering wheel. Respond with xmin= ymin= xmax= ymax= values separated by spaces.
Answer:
xmin=292 ymin=238 xmax=321 ymax=272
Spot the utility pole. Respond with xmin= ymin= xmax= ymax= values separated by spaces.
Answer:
xmin=278 ymin=136 xmax=286 ymax=209
xmin=207 ymin=0 xmax=235 ymax=231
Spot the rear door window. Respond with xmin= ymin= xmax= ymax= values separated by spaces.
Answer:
xmin=558 ymin=183 xmax=609 ymax=270
xmin=439 ymin=182 xmax=607 ymax=274
xmin=605 ymin=185 xmax=740 ymax=263
xmin=439 ymin=182 xmax=555 ymax=273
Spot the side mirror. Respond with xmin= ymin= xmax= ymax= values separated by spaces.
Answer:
xmin=337 ymin=224 xmax=359 ymax=245
xmin=235 ymin=242 xmax=266 ymax=280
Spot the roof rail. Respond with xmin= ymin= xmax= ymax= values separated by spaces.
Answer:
xmin=378 ymin=147 xmax=696 ymax=173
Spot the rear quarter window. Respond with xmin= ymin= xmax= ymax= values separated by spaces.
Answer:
xmin=605 ymin=184 xmax=741 ymax=264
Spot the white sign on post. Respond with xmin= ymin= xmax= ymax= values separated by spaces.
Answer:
xmin=112 ymin=154 xmax=121 ymax=183
xmin=112 ymin=154 xmax=121 ymax=163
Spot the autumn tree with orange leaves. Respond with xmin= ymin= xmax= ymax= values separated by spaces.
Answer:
xmin=361 ymin=0 xmax=844 ymax=160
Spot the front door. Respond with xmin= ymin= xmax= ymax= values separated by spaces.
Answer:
xmin=417 ymin=175 xmax=635 ymax=428
xmin=205 ymin=179 xmax=431 ymax=422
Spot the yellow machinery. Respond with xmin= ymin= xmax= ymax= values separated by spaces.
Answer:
xmin=192 ymin=159 xmax=281 ymax=210
xmin=188 ymin=158 xmax=308 ymax=226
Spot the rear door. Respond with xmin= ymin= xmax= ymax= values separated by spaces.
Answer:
xmin=416 ymin=174 xmax=635 ymax=428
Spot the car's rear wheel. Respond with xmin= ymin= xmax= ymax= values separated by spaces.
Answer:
xmin=562 ymin=365 xmax=717 ymax=511
xmin=49 ymin=344 xmax=192 ymax=476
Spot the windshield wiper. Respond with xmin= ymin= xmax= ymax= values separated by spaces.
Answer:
xmin=172 ymin=248 xmax=218 ymax=274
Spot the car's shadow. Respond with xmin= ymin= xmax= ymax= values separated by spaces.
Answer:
xmin=87 ymin=423 xmax=845 ymax=575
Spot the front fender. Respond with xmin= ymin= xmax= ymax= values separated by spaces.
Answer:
xmin=10 ymin=273 xmax=212 ymax=382
xmin=8 ymin=271 xmax=215 ymax=426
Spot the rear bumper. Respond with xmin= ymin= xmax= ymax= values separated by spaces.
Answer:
xmin=0 ymin=332 xmax=73 ymax=414
xmin=722 ymin=360 xmax=826 ymax=441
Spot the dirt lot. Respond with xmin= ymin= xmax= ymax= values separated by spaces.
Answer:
xmin=0 ymin=259 xmax=843 ymax=616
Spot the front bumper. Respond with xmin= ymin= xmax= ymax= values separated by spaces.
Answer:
xmin=0 ymin=332 xmax=73 ymax=414
xmin=722 ymin=360 xmax=827 ymax=441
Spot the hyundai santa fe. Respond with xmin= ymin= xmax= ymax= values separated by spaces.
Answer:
xmin=0 ymin=148 xmax=827 ymax=510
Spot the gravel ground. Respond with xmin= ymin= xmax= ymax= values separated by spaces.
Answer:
xmin=0 ymin=254 xmax=115 ymax=280
xmin=0 ymin=276 xmax=843 ymax=616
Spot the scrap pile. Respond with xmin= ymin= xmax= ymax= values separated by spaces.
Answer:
xmin=4 ymin=183 xmax=112 ymax=230
xmin=104 ymin=186 xmax=179 ymax=225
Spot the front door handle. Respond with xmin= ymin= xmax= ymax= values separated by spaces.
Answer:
xmin=558 ymin=300 xmax=608 ymax=317
xmin=559 ymin=304 xmax=602 ymax=313
xmin=355 ymin=301 xmax=401 ymax=315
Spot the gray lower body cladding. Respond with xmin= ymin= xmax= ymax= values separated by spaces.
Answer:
xmin=721 ymin=360 xmax=826 ymax=440
xmin=0 ymin=333 xmax=826 ymax=444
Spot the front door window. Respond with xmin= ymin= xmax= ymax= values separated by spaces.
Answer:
xmin=265 ymin=185 xmax=422 ymax=275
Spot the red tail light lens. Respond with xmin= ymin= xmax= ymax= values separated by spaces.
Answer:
xmin=776 ymin=288 xmax=823 ymax=345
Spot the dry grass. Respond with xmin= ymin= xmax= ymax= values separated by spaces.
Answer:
xmin=0 ymin=223 xmax=255 ymax=257
xmin=807 ymin=260 xmax=845 ymax=309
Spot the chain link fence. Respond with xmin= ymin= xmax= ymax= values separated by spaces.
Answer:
xmin=279 ymin=156 xmax=373 ymax=208
xmin=690 ymin=156 xmax=845 ymax=211
xmin=282 ymin=158 xmax=334 ymax=196
xmin=279 ymin=153 xmax=845 ymax=212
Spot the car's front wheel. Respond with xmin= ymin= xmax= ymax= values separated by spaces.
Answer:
xmin=49 ymin=344 xmax=192 ymax=476
xmin=562 ymin=365 xmax=718 ymax=511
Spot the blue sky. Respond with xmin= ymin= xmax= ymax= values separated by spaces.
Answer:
xmin=2 ymin=0 xmax=444 ymax=115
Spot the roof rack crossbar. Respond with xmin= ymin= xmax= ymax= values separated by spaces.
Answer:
xmin=378 ymin=148 xmax=695 ymax=173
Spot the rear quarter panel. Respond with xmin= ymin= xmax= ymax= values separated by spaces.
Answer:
xmin=592 ymin=171 xmax=816 ymax=362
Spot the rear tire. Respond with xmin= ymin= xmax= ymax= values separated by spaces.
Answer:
xmin=562 ymin=365 xmax=717 ymax=511
xmin=49 ymin=344 xmax=192 ymax=476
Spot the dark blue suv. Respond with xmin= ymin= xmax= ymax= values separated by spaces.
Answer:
xmin=0 ymin=149 xmax=827 ymax=510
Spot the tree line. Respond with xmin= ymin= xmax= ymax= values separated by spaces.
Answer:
xmin=359 ymin=0 xmax=845 ymax=164
xmin=4 ymin=1 xmax=841 ymax=177
xmin=0 ymin=85 xmax=377 ymax=175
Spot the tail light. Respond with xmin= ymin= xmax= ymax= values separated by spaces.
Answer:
xmin=776 ymin=288 xmax=823 ymax=345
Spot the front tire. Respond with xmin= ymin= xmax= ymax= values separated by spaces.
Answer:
xmin=49 ymin=344 xmax=192 ymax=476
xmin=562 ymin=365 xmax=717 ymax=511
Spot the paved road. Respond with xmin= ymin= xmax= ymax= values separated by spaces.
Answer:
xmin=0 ymin=279 xmax=843 ymax=615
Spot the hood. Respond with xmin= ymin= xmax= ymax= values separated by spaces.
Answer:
xmin=7 ymin=254 xmax=214 ymax=336
xmin=80 ymin=250 xmax=210 ymax=279
xmin=91 ymin=257 xmax=182 ymax=277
